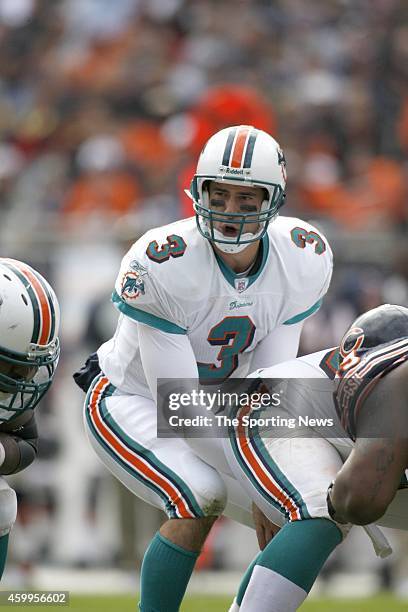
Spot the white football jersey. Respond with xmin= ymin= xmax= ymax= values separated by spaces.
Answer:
xmin=244 ymin=349 xmax=408 ymax=531
xmin=252 ymin=347 xmax=354 ymax=459
xmin=98 ymin=216 xmax=332 ymax=396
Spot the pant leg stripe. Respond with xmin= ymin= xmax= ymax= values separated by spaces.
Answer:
xmin=97 ymin=394 xmax=203 ymax=519
xmin=230 ymin=406 xmax=301 ymax=521
xmin=85 ymin=375 xmax=201 ymax=519
xmin=249 ymin=423 xmax=310 ymax=520
xmin=229 ymin=425 xmax=293 ymax=521
xmin=85 ymin=401 xmax=179 ymax=516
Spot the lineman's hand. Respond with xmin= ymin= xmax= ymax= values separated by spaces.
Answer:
xmin=252 ymin=502 xmax=281 ymax=550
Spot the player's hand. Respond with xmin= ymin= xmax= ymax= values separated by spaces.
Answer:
xmin=252 ymin=502 xmax=281 ymax=550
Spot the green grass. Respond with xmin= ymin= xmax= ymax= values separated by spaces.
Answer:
xmin=0 ymin=594 xmax=406 ymax=611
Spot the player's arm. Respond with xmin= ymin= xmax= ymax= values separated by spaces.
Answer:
xmin=251 ymin=223 xmax=333 ymax=373
xmin=328 ymin=364 xmax=408 ymax=525
xmin=0 ymin=410 xmax=38 ymax=475
xmin=250 ymin=321 xmax=303 ymax=371
xmin=138 ymin=322 xmax=199 ymax=402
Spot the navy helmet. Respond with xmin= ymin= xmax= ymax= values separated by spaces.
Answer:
xmin=340 ymin=304 xmax=408 ymax=357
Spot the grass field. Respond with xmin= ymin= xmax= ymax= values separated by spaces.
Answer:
xmin=0 ymin=594 xmax=406 ymax=611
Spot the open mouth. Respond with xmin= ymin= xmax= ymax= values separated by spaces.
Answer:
xmin=220 ymin=224 xmax=239 ymax=237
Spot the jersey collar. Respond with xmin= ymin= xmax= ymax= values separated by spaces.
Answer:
xmin=213 ymin=233 xmax=269 ymax=291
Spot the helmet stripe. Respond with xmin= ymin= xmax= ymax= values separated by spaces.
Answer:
xmin=2 ymin=259 xmax=53 ymax=345
xmin=19 ymin=265 xmax=52 ymax=345
xmin=230 ymin=125 xmax=251 ymax=168
xmin=222 ymin=127 xmax=237 ymax=166
xmin=30 ymin=268 xmax=56 ymax=344
xmin=243 ymin=129 xmax=258 ymax=168
xmin=2 ymin=261 xmax=41 ymax=344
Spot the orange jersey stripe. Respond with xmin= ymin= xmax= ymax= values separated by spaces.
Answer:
xmin=230 ymin=126 xmax=250 ymax=168
xmin=89 ymin=378 xmax=195 ymax=519
xmin=236 ymin=406 xmax=300 ymax=521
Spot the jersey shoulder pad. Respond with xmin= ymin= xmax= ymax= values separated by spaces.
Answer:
xmin=112 ymin=218 xmax=208 ymax=333
xmin=270 ymin=216 xmax=332 ymax=271
xmin=269 ymin=217 xmax=333 ymax=324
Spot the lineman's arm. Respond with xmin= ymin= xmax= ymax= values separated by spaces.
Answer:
xmin=250 ymin=322 xmax=303 ymax=371
xmin=328 ymin=364 xmax=408 ymax=525
xmin=0 ymin=410 xmax=38 ymax=475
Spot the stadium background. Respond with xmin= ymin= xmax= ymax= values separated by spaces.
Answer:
xmin=0 ymin=0 xmax=407 ymax=609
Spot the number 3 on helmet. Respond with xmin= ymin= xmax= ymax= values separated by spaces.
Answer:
xmin=0 ymin=258 xmax=60 ymax=418
xmin=189 ymin=125 xmax=287 ymax=253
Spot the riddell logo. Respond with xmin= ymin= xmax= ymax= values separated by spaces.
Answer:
xmin=220 ymin=166 xmax=245 ymax=175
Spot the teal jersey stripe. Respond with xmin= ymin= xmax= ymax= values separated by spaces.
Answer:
xmin=112 ymin=291 xmax=187 ymax=335
xmin=214 ymin=233 xmax=269 ymax=290
xmin=283 ymin=298 xmax=322 ymax=325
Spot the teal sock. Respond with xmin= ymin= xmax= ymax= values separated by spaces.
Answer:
xmin=0 ymin=534 xmax=10 ymax=580
xmin=139 ymin=532 xmax=199 ymax=612
xmin=258 ymin=519 xmax=342 ymax=592
xmin=236 ymin=551 xmax=262 ymax=605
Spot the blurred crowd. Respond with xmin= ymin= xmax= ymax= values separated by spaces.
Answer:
xmin=1 ymin=0 xmax=408 ymax=594
xmin=0 ymin=0 xmax=407 ymax=247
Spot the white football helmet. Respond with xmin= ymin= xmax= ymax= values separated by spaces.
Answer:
xmin=0 ymin=258 xmax=60 ymax=419
xmin=190 ymin=125 xmax=287 ymax=253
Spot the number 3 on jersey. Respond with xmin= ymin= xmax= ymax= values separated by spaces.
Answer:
xmin=198 ymin=316 xmax=256 ymax=383
xmin=146 ymin=235 xmax=187 ymax=263
xmin=291 ymin=227 xmax=326 ymax=254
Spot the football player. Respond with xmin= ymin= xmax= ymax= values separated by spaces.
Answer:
xmin=80 ymin=125 xmax=333 ymax=612
xmin=0 ymin=258 xmax=60 ymax=579
xmin=328 ymin=304 xmax=408 ymax=525
xmin=221 ymin=303 xmax=408 ymax=611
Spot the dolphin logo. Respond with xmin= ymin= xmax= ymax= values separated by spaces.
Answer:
xmin=121 ymin=271 xmax=145 ymax=299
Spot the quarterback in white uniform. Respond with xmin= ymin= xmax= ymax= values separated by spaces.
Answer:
xmin=81 ymin=125 xmax=333 ymax=612
xmin=222 ymin=313 xmax=408 ymax=611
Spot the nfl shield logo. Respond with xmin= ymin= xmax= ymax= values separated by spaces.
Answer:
xmin=235 ymin=278 xmax=249 ymax=293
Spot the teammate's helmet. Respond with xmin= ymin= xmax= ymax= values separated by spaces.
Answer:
xmin=190 ymin=125 xmax=287 ymax=254
xmin=0 ymin=258 xmax=60 ymax=418
xmin=340 ymin=304 xmax=408 ymax=358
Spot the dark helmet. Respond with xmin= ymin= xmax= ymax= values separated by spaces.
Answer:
xmin=340 ymin=304 xmax=408 ymax=357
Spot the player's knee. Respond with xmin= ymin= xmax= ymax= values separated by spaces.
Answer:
xmin=0 ymin=486 xmax=17 ymax=536
xmin=194 ymin=476 xmax=227 ymax=517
